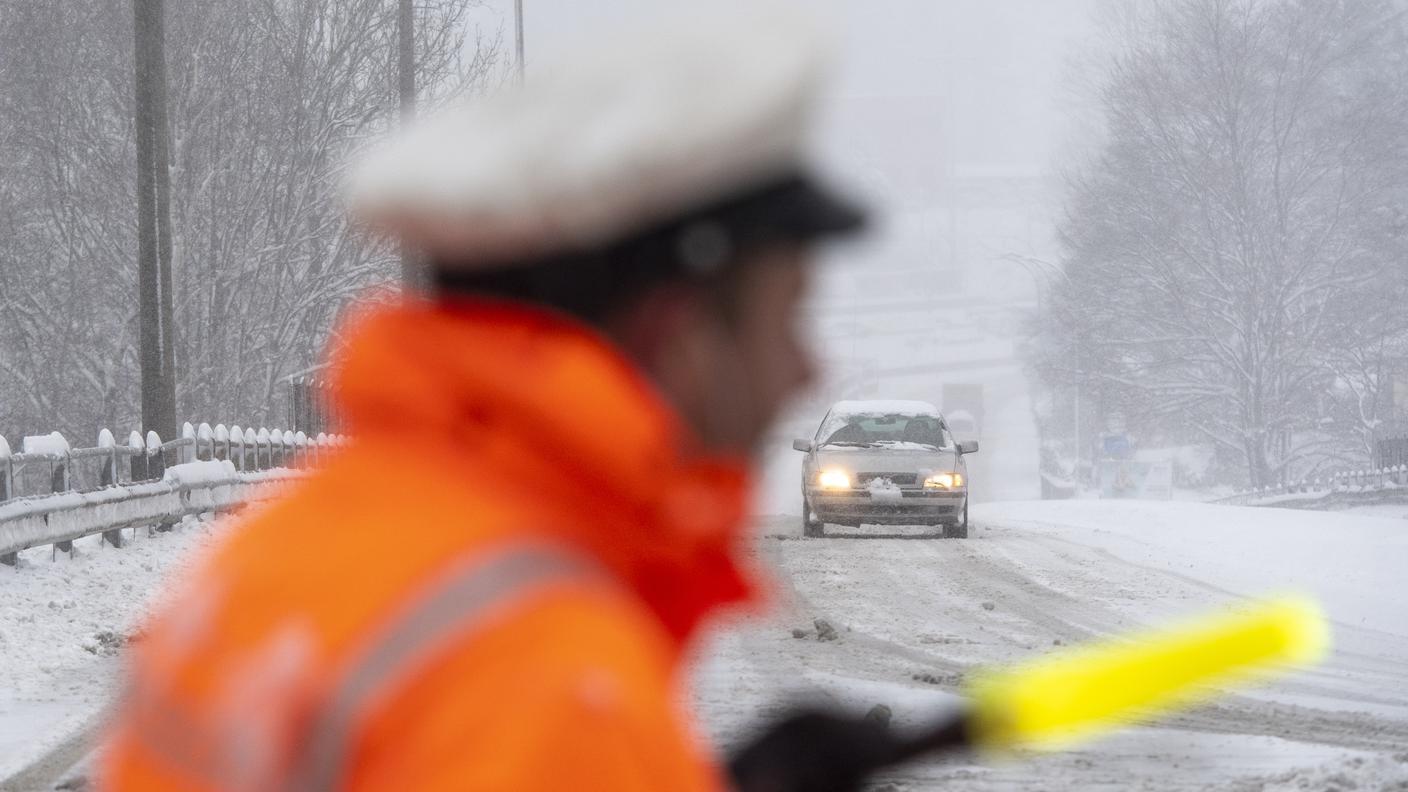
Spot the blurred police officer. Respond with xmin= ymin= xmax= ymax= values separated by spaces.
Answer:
xmin=102 ymin=3 xmax=871 ymax=790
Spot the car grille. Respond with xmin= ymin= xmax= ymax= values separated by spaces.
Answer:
xmin=858 ymin=472 xmax=918 ymax=487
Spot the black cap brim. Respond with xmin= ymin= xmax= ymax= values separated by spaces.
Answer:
xmin=704 ymin=173 xmax=868 ymax=245
xmin=433 ymin=171 xmax=867 ymax=291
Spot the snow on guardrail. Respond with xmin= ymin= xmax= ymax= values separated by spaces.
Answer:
xmin=0 ymin=462 xmax=301 ymax=565
xmin=0 ymin=421 xmax=347 ymax=565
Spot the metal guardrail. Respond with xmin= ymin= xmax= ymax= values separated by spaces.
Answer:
xmin=0 ymin=464 xmax=299 ymax=564
xmin=1212 ymin=465 xmax=1408 ymax=508
xmin=0 ymin=421 xmax=346 ymax=565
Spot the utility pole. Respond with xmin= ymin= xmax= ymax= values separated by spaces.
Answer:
xmin=515 ymin=0 xmax=526 ymax=82
xmin=397 ymin=0 xmax=418 ymax=287
xmin=132 ymin=0 xmax=178 ymax=442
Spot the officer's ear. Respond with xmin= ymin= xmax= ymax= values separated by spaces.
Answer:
xmin=606 ymin=283 xmax=711 ymax=370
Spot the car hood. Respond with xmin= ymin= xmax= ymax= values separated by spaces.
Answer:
xmin=813 ymin=446 xmax=959 ymax=476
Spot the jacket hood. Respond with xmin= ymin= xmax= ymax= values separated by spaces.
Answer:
xmin=327 ymin=297 xmax=760 ymax=647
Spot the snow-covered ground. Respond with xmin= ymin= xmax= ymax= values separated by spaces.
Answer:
xmin=0 ymin=516 xmax=220 ymax=785
xmin=1346 ymin=502 xmax=1408 ymax=521
xmin=690 ymin=502 xmax=1408 ymax=790
xmin=3 ymin=500 xmax=1406 ymax=789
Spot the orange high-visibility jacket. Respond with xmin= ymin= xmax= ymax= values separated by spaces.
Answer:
xmin=101 ymin=300 xmax=759 ymax=792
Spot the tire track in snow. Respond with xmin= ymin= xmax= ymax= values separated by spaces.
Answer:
xmin=720 ymin=516 xmax=1408 ymax=773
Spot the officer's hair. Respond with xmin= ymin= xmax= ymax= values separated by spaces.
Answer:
xmin=430 ymin=175 xmax=844 ymax=326
xmin=429 ymin=245 xmax=752 ymax=328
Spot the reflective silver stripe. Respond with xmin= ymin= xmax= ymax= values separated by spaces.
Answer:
xmin=285 ymin=543 xmax=597 ymax=792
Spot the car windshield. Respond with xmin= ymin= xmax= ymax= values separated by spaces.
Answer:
xmin=818 ymin=412 xmax=951 ymax=450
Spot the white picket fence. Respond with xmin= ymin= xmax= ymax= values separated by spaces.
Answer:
xmin=0 ymin=421 xmax=344 ymax=565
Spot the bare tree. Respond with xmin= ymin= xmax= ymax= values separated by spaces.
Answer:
xmin=1037 ymin=0 xmax=1408 ymax=486
xmin=0 ymin=0 xmax=503 ymax=442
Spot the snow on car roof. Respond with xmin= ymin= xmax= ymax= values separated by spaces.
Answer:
xmin=829 ymin=400 xmax=940 ymax=417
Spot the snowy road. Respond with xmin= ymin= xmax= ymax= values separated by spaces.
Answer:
xmin=4 ymin=501 xmax=1407 ymax=790
xmin=691 ymin=502 xmax=1408 ymax=790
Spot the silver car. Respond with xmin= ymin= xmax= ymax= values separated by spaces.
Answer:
xmin=793 ymin=400 xmax=978 ymax=538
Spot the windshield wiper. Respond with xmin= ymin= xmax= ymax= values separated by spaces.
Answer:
xmin=822 ymin=441 xmax=872 ymax=448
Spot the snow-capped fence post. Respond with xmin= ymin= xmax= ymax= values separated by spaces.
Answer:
xmin=229 ymin=426 xmax=244 ymax=471
xmin=36 ymin=435 xmax=75 ymax=556
xmin=181 ymin=423 xmax=196 ymax=464
xmin=213 ymin=424 xmax=229 ymax=462
xmin=0 ymin=435 xmax=10 ymax=505
xmin=270 ymin=429 xmax=284 ymax=468
xmin=128 ymin=431 xmax=148 ymax=483
xmin=255 ymin=428 xmax=271 ymax=470
xmin=20 ymin=433 xmax=75 ymax=501
xmin=97 ymin=429 xmax=125 ymax=549
xmin=0 ymin=436 xmax=11 ymax=565
xmin=146 ymin=431 xmax=165 ymax=482
xmin=98 ymin=429 xmax=116 ymax=488
xmin=197 ymin=423 xmax=213 ymax=461
xmin=23 ymin=433 xmax=75 ymax=498
xmin=150 ymin=430 xmax=180 ymax=533
xmin=243 ymin=428 xmax=258 ymax=471
xmin=293 ymin=431 xmax=307 ymax=467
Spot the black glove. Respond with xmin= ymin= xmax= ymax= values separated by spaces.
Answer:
xmin=726 ymin=709 xmax=905 ymax=792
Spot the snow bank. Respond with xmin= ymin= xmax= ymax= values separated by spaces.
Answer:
xmin=0 ymin=515 xmax=220 ymax=778
xmin=973 ymin=500 xmax=1408 ymax=634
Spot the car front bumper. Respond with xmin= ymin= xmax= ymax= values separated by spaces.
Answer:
xmin=807 ymin=488 xmax=966 ymax=527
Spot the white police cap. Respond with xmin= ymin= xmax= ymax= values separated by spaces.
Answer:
xmin=347 ymin=0 xmax=863 ymax=269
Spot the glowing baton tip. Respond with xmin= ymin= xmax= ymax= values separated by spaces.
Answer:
xmin=964 ymin=595 xmax=1330 ymax=751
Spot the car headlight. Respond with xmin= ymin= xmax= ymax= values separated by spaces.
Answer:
xmin=924 ymin=472 xmax=965 ymax=489
xmin=817 ymin=469 xmax=852 ymax=490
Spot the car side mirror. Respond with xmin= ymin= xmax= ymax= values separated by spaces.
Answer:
xmin=958 ymin=440 xmax=979 ymax=455
xmin=792 ymin=438 xmax=814 ymax=453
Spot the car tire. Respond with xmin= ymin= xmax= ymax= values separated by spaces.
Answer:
xmin=802 ymin=500 xmax=825 ymax=538
xmin=943 ymin=500 xmax=969 ymax=539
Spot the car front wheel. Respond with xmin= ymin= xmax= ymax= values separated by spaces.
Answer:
xmin=802 ymin=500 xmax=825 ymax=538
xmin=943 ymin=500 xmax=969 ymax=539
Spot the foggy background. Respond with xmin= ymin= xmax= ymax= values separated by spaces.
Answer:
xmin=5 ymin=0 xmax=1406 ymax=506
xmin=469 ymin=0 xmax=1101 ymax=509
